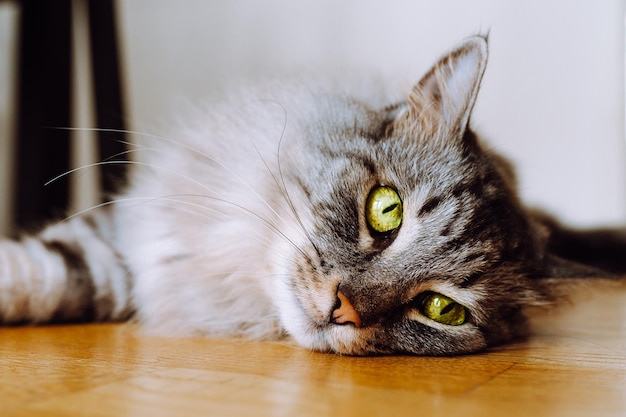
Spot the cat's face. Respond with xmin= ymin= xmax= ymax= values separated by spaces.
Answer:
xmin=274 ymin=36 xmax=551 ymax=355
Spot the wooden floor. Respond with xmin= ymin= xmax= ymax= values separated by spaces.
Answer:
xmin=2 ymin=282 xmax=626 ymax=417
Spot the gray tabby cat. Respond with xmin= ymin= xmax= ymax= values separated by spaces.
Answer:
xmin=1 ymin=35 xmax=624 ymax=355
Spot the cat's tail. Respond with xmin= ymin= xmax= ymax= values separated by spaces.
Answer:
xmin=546 ymin=225 xmax=626 ymax=276
xmin=533 ymin=210 xmax=626 ymax=277
xmin=0 ymin=211 xmax=133 ymax=324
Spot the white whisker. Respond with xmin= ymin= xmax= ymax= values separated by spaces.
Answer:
xmin=236 ymin=99 xmax=317 ymax=259
xmin=160 ymin=193 xmax=307 ymax=258
xmin=64 ymin=191 xmax=305 ymax=259
xmin=45 ymin=160 xmax=224 ymax=198
xmin=62 ymin=126 xmax=297 ymax=237
xmin=270 ymin=102 xmax=320 ymax=256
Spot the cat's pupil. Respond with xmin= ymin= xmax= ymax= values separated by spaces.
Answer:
xmin=440 ymin=303 xmax=455 ymax=315
xmin=382 ymin=203 xmax=398 ymax=214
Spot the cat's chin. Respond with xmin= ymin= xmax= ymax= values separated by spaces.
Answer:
xmin=288 ymin=321 xmax=379 ymax=355
xmin=323 ymin=325 xmax=383 ymax=355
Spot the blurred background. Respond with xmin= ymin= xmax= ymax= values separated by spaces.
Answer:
xmin=0 ymin=0 xmax=625 ymax=237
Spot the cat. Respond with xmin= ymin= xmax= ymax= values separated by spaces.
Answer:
xmin=1 ymin=35 xmax=625 ymax=356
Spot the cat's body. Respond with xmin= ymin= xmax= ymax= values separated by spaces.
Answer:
xmin=1 ymin=36 xmax=625 ymax=355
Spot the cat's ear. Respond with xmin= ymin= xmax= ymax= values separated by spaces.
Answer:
xmin=401 ymin=35 xmax=488 ymax=135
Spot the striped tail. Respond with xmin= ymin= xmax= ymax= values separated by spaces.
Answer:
xmin=0 ymin=211 xmax=133 ymax=324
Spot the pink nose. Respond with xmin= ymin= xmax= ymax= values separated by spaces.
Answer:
xmin=331 ymin=290 xmax=362 ymax=328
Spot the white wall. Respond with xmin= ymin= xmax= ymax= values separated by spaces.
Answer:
xmin=117 ymin=0 xmax=626 ymax=227
xmin=1 ymin=0 xmax=624 ymax=236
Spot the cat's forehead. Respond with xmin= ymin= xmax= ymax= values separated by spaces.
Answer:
xmin=305 ymin=97 xmax=471 ymax=160
xmin=310 ymin=96 xmax=410 ymax=134
xmin=308 ymin=125 xmax=477 ymax=193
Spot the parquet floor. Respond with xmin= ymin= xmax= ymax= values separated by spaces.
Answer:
xmin=1 ymin=281 xmax=625 ymax=416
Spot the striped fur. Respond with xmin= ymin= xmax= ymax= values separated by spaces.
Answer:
xmin=0 ymin=210 xmax=132 ymax=323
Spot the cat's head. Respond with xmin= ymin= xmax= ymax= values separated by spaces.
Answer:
xmin=273 ymin=36 xmax=581 ymax=355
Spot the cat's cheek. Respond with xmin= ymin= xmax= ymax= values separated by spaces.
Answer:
xmin=272 ymin=274 xmax=332 ymax=352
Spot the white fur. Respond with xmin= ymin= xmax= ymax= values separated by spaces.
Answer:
xmin=117 ymin=84 xmax=336 ymax=339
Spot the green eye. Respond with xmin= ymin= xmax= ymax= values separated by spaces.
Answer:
xmin=419 ymin=292 xmax=467 ymax=326
xmin=365 ymin=186 xmax=403 ymax=233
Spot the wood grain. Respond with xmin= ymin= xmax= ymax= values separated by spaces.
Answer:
xmin=1 ymin=282 xmax=625 ymax=416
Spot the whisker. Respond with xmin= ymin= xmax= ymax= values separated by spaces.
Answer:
xmin=54 ymin=126 xmax=171 ymax=143
xmin=44 ymin=160 xmax=129 ymax=187
xmin=61 ymin=195 xmax=217 ymax=224
xmin=63 ymin=199 xmax=120 ymax=221
xmin=45 ymin=160 xmax=225 ymax=199
xmin=249 ymin=141 xmax=310 ymax=239
xmin=232 ymin=99 xmax=320 ymax=264
xmin=163 ymin=193 xmax=307 ymax=258
xmin=64 ymin=192 xmax=306 ymax=259
xmin=129 ymin=201 xmax=290 ymax=255
xmin=99 ymin=140 xmax=150 ymax=162
xmin=62 ymin=127 xmax=295 ymax=235
xmin=55 ymin=127 xmax=226 ymax=170
xmin=267 ymin=100 xmax=320 ymax=256
xmin=53 ymin=127 xmax=308 ymax=257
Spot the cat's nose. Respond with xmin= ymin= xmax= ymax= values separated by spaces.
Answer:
xmin=331 ymin=290 xmax=362 ymax=328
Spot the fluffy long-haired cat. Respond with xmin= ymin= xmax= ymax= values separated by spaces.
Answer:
xmin=1 ymin=35 xmax=625 ymax=355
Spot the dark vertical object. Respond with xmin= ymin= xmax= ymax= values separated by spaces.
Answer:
xmin=13 ymin=0 xmax=128 ymax=234
xmin=87 ymin=0 xmax=128 ymax=197
xmin=15 ymin=0 xmax=73 ymax=231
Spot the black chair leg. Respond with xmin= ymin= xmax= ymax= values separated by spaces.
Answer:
xmin=13 ymin=0 xmax=127 ymax=233
xmin=15 ymin=0 xmax=73 ymax=231
xmin=87 ymin=0 xmax=128 ymax=196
